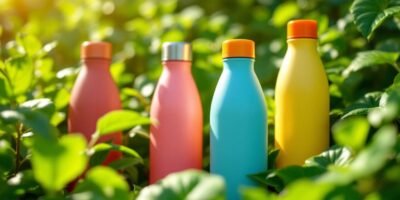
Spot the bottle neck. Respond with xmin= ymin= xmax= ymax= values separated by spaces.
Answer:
xmin=82 ymin=58 xmax=110 ymax=69
xmin=162 ymin=61 xmax=192 ymax=73
xmin=287 ymin=38 xmax=318 ymax=53
xmin=223 ymin=58 xmax=254 ymax=72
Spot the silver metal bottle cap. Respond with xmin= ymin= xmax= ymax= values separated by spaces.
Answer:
xmin=162 ymin=42 xmax=192 ymax=61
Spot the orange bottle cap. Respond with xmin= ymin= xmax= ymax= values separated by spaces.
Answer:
xmin=81 ymin=41 xmax=112 ymax=59
xmin=287 ymin=20 xmax=318 ymax=39
xmin=222 ymin=39 xmax=255 ymax=58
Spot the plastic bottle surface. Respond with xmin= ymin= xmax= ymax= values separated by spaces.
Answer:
xmin=68 ymin=42 xmax=122 ymax=165
xmin=210 ymin=39 xmax=267 ymax=200
xmin=275 ymin=20 xmax=330 ymax=168
xmin=149 ymin=42 xmax=203 ymax=183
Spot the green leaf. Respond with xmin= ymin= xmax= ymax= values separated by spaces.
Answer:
xmin=343 ymin=51 xmax=399 ymax=77
xmin=341 ymin=92 xmax=382 ymax=119
xmin=279 ymin=180 xmax=336 ymax=200
xmin=249 ymin=170 xmax=284 ymax=192
xmin=72 ymin=166 xmax=130 ymax=200
xmin=96 ymin=110 xmax=151 ymax=136
xmin=18 ymin=109 xmax=58 ymax=140
xmin=351 ymin=0 xmax=400 ymax=40
xmin=137 ymin=170 xmax=225 ymax=200
xmin=275 ymin=166 xmax=326 ymax=186
xmin=319 ymin=125 xmax=397 ymax=185
xmin=241 ymin=187 xmax=276 ymax=200
xmin=31 ymin=134 xmax=88 ymax=192
xmin=350 ymin=125 xmax=397 ymax=178
xmin=268 ymin=149 xmax=279 ymax=169
xmin=341 ymin=108 xmax=373 ymax=119
xmin=5 ymin=56 xmax=34 ymax=96
xmin=0 ymin=110 xmax=24 ymax=124
xmin=16 ymin=35 xmax=42 ymax=57
xmin=20 ymin=98 xmax=55 ymax=118
xmin=332 ymin=117 xmax=370 ymax=151
xmin=108 ymin=157 xmax=143 ymax=170
xmin=271 ymin=2 xmax=299 ymax=27
xmin=0 ymin=170 xmax=40 ymax=199
xmin=92 ymin=143 xmax=142 ymax=159
xmin=54 ymin=89 xmax=70 ymax=109
xmin=305 ymin=147 xmax=352 ymax=168
xmin=89 ymin=143 xmax=142 ymax=166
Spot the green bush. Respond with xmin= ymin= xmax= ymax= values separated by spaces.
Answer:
xmin=1 ymin=0 xmax=400 ymax=199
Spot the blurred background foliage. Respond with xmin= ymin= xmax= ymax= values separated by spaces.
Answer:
xmin=1 ymin=0 xmax=400 ymax=199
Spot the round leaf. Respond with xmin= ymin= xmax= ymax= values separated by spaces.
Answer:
xmin=31 ymin=135 xmax=88 ymax=191
xmin=96 ymin=110 xmax=151 ymax=136
xmin=137 ymin=170 xmax=226 ymax=200
xmin=72 ymin=166 xmax=130 ymax=200
xmin=332 ymin=117 xmax=370 ymax=151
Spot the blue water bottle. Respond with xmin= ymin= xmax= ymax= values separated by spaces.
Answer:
xmin=210 ymin=39 xmax=267 ymax=200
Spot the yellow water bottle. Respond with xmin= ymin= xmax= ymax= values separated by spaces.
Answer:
xmin=275 ymin=20 xmax=329 ymax=168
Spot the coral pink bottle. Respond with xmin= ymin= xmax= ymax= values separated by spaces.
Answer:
xmin=68 ymin=41 xmax=122 ymax=164
xmin=150 ymin=42 xmax=203 ymax=183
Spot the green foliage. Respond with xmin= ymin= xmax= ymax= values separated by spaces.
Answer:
xmin=31 ymin=135 xmax=87 ymax=192
xmin=305 ymin=147 xmax=352 ymax=168
xmin=96 ymin=110 xmax=151 ymax=136
xmin=332 ymin=117 xmax=369 ymax=151
xmin=72 ymin=166 xmax=130 ymax=200
xmin=136 ymin=170 xmax=225 ymax=200
xmin=0 ymin=0 xmax=400 ymax=199
xmin=351 ymin=0 xmax=400 ymax=40
xmin=343 ymin=50 xmax=400 ymax=76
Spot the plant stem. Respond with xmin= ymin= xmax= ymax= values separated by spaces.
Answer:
xmin=14 ymin=123 xmax=23 ymax=174
xmin=393 ymin=62 xmax=400 ymax=73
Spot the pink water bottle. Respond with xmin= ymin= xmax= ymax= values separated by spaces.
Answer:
xmin=149 ymin=42 xmax=203 ymax=183
xmin=68 ymin=42 xmax=122 ymax=164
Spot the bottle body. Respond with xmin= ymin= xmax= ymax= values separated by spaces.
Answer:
xmin=68 ymin=59 xmax=122 ymax=164
xmin=210 ymin=58 xmax=267 ymax=200
xmin=149 ymin=61 xmax=203 ymax=183
xmin=275 ymin=39 xmax=329 ymax=168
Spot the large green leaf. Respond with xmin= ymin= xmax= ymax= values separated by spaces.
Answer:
xmin=31 ymin=135 xmax=88 ymax=192
xmin=96 ymin=110 xmax=151 ymax=136
xmin=343 ymin=50 xmax=399 ymax=76
xmin=5 ymin=56 xmax=34 ymax=96
xmin=137 ymin=170 xmax=225 ymax=200
xmin=305 ymin=147 xmax=352 ymax=168
xmin=72 ymin=166 xmax=130 ymax=200
xmin=351 ymin=0 xmax=400 ymax=39
xmin=350 ymin=125 xmax=397 ymax=177
xmin=341 ymin=92 xmax=382 ymax=119
xmin=332 ymin=117 xmax=370 ymax=151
